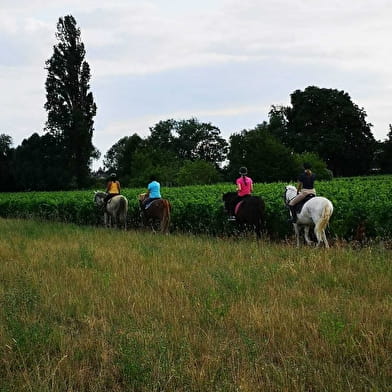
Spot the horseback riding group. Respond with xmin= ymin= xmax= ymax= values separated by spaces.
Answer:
xmin=94 ymin=162 xmax=334 ymax=247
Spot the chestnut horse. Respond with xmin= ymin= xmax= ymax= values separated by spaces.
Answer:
xmin=138 ymin=193 xmax=171 ymax=234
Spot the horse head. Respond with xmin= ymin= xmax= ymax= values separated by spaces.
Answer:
xmin=94 ymin=191 xmax=106 ymax=206
xmin=138 ymin=193 xmax=148 ymax=205
xmin=284 ymin=185 xmax=297 ymax=205
xmin=222 ymin=192 xmax=237 ymax=210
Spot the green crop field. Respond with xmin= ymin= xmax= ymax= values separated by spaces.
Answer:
xmin=0 ymin=218 xmax=391 ymax=391
xmin=0 ymin=175 xmax=391 ymax=240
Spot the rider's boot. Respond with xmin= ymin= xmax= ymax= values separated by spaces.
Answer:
xmin=288 ymin=205 xmax=297 ymax=223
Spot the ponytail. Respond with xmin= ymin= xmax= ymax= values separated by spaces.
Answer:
xmin=242 ymin=175 xmax=247 ymax=185
xmin=305 ymin=169 xmax=312 ymax=176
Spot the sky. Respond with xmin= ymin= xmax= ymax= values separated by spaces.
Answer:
xmin=1 ymin=0 xmax=391 ymax=170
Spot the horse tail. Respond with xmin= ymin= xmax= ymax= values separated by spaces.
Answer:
xmin=118 ymin=196 xmax=128 ymax=230
xmin=316 ymin=201 xmax=333 ymax=235
xmin=250 ymin=197 xmax=265 ymax=240
xmin=161 ymin=199 xmax=171 ymax=234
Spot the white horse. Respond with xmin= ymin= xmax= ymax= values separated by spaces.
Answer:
xmin=94 ymin=191 xmax=128 ymax=230
xmin=284 ymin=185 xmax=333 ymax=248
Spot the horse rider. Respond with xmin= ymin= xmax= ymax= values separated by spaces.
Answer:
xmin=228 ymin=166 xmax=254 ymax=221
xmin=104 ymin=173 xmax=121 ymax=208
xmin=142 ymin=174 xmax=161 ymax=209
xmin=288 ymin=162 xmax=316 ymax=223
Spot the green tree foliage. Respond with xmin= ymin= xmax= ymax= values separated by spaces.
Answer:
xmin=174 ymin=119 xmax=228 ymax=163
xmin=13 ymin=133 xmax=66 ymax=190
xmin=147 ymin=118 xmax=228 ymax=165
xmin=378 ymin=126 xmax=392 ymax=174
xmin=177 ymin=160 xmax=222 ymax=186
xmin=44 ymin=15 xmax=98 ymax=188
xmin=103 ymin=134 xmax=143 ymax=183
xmin=128 ymin=147 xmax=181 ymax=187
xmin=269 ymin=86 xmax=377 ymax=176
xmin=104 ymin=118 xmax=228 ymax=186
xmin=0 ymin=134 xmax=14 ymax=191
xmin=226 ymin=122 xmax=297 ymax=183
xmin=293 ymin=152 xmax=333 ymax=181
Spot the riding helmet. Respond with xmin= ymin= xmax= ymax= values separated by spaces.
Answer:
xmin=239 ymin=167 xmax=248 ymax=175
xmin=303 ymin=162 xmax=312 ymax=170
xmin=110 ymin=173 xmax=117 ymax=178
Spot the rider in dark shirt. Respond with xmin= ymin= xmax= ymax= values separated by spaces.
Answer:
xmin=288 ymin=163 xmax=316 ymax=223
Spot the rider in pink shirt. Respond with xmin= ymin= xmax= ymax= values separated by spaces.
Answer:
xmin=228 ymin=167 xmax=254 ymax=220
xmin=236 ymin=167 xmax=253 ymax=196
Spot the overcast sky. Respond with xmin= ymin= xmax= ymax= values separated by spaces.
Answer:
xmin=1 ymin=0 xmax=391 ymax=169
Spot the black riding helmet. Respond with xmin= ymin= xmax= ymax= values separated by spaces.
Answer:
xmin=239 ymin=167 xmax=248 ymax=175
xmin=303 ymin=163 xmax=312 ymax=170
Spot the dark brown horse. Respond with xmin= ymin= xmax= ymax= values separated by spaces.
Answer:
xmin=138 ymin=193 xmax=171 ymax=234
xmin=222 ymin=192 xmax=265 ymax=239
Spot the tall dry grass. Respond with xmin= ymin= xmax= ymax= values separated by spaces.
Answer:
xmin=0 ymin=218 xmax=391 ymax=391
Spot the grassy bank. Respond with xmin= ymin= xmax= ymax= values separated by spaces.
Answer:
xmin=0 ymin=219 xmax=391 ymax=391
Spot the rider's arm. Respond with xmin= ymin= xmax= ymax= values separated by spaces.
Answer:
xmin=236 ymin=178 xmax=242 ymax=192
xmin=117 ymin=181 xmax=121 ymax=193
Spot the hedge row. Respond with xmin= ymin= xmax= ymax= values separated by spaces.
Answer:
xmin=0 ymin=176 xmax=391 ymax=239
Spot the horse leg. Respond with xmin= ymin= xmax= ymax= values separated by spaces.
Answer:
xmin=304 ymin=226 xmax=313 ymax=246
xmin=293 ymin=224 xmax=301 ymax=247
xmin=314 ymin=226 xmax=323 ymax=247
xmin=254 ymin=222 xmax=261 ymax=240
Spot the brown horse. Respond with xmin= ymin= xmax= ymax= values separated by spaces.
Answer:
xmin=222 ymin=192 xmax=265 ymax=239
xmin=138 ymin=193 xmax=171 ymax=234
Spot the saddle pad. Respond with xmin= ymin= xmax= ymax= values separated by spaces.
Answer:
xmin=296 ymin=194 xmax=315 ymax=214
xmin=234 ymin=201 xmax=244 ymax=215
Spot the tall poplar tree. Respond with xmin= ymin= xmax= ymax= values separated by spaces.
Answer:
xmin=44 ymin=15 xmax=98 ymax=187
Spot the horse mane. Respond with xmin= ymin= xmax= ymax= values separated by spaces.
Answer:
xmin=138 ymin=193 xmax=148 ymax=201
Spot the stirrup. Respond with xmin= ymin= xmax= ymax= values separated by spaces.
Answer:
xmin=227 ymin=216 xmax=236 ymax=221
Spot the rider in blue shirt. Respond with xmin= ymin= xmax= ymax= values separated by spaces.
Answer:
xmin=142 ymin=175 xmax=161 ymax=208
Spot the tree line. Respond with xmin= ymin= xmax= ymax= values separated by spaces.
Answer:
xmin=1 ymin=15 xmax=391 ymax=192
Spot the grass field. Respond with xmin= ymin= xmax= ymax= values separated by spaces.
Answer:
xmin=0 ymin=218 xmax=391 ymax=391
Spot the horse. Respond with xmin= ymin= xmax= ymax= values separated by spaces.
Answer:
xmin=94 ymin=191 xmax=128 ymax=230
xmin=284 ymin=185 xmax=333 ymax=248
xmin=222 ymin=192 xmax=265 ymax=239
xmin=138 ymin=193 xmax=171 ymax=234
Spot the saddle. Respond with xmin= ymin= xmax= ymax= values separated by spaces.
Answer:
xmin=234 ymin=195 xmax=251 ymax=215
xmin=294 ymin=194 xmax=315 ymax=214
xmin=144 ymin=198 xmax=160 ymax=210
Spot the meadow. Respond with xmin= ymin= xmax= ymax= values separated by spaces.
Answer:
xmin=0 ymin=218 xmax=391 ymax=391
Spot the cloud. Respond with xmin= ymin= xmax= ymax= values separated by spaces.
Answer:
xmin=1 ymin=0 xmax=391 ymax=163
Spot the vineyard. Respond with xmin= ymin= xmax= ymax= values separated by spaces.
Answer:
xmin=0 ymin=175 xmax=391 ymax=239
